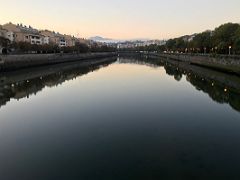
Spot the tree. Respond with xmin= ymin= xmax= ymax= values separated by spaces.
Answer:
xmin=212 ymin=23 xmax=240 ymax=54
xmin=233 ymin=26 xmax=240 ymax=54
xmin=192 ymin=31 xmax=212 ymax=53
xmin=175 ymin=38 xmax=187 ymax=52
xmin=0 ymin=37 xmax=10 ymax=47
xmin=163 ymin=23 xmax=240 ymax=54
xmin=16 ymin=42 xmax=32 ymax=53
xmin=166 ymin=39 xmax=176 ymax=51
xmin=165 ymin=38 xmax=187 ymax=52
xmin=75 ymin=42 xmax=89 ymax=53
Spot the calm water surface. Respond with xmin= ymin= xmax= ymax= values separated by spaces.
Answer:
xmin=0 ymin=56 xmax=240 ymax=180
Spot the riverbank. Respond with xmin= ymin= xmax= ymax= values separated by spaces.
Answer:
xmin=147 ymin=52 xmax=240 ymax=75
xmin=0 ymin=52 xmax=117 ymax=71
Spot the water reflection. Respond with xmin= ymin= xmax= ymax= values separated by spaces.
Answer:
xmin=0 ymin=57 xmax=117 ymax=109
xmin=0 ymin=55 xmax=240 ymax=179
xmin=0 ymin=55 xmax=240 ymax=112
xmin=119 ymin=55 xmax=240 ymax=112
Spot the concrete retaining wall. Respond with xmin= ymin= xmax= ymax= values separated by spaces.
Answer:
xmin=149 ymin=53 xmax=240 ymax=75
xmin=0 ymin=52 xmax=117 ymax=71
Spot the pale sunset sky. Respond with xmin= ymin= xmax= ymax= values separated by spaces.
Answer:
xmin=0 ymin=0 xmax=239 ymax=39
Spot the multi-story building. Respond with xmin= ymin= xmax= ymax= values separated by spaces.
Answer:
xmin=0 ymin=25 xmax=14 ymax=42
xmin=42 ymin=36 xmax=50 ymax=45
xmin=2 ymin=22 xmax=45 ymax=45
xmin=64 ymin=35 xmax=76 ymax=47
xmin=59 ymin=37 xmax=67 ymax=47
xmin=0 ymin=26 xmax=6 ymax=37
xmin=1 ymin=22 xmax=85 ymax=48
xmin=28 ymin=34 xmax=43 ymax=45
xmin=5 ymin=31 xmax=15 ymax=42
xmin=40 ymin=30 xmax=60 ymax=45
xmin=78 ymin=38 xmax=89 ymax=45
xmin=40 ymin=30 xmax=76 ymax=47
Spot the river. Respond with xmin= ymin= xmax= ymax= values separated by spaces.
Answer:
xmin=0 ymin=55 xmax=239 ymax=179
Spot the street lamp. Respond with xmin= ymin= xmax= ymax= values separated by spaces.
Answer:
xmin=229 ymin=46 xmax=232 ymax=55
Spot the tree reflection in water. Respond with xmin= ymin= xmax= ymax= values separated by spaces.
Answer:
xmin=0 ymin=55 xmax=239 ymax=112
xmin=119 ymin=54 xmax=240 ymax=112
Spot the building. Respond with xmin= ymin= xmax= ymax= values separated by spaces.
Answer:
xmin=78 ymin=38 xmax=89 ymax=45
xmin=59 ymin=37 xmax=67 ymax=47
xmin=0 ymin=25 xmax=14 ymax=42
xmin=5 ymin=31 xmax=15 ymax=42
xmin=117 ymin=39 xmax=166 ymax=49
xmin=0 ymin=25 xmax=6 ymax=37
xmin=54 ymin=33 xmax=67 ymax=47
xmin=40 ymin=30 xmax=60 ymax=45
xmin=40 ymin=30 xmax=76 ymax=47
xmin=182 ymin=34 xmax=196 ymax=42
xmin=1 ymin=22 xmax=85 ymax=48
xmin=43 ymin=36 xmax=50 ymax=45
xmin=64 ymin=35 xmax=76 ymax=47
xmin=2 ymin=22 xmax=44 ymax=45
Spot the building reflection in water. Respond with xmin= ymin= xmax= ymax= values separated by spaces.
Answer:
xmin=0 ymin=55 xmax=239 ymax=112
xmin=0 ymin=57 xmax=117 ymax=109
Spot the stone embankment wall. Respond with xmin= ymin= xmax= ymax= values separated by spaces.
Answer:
xmin=0 ymin=52 xmax=117 ymax=71
xmin=149 ymin=53 xmax=240 ymax=75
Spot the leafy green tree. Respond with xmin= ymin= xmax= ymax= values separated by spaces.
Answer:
xmin=212 ymin=23 xmax=240 ymax=54
xmin=75 ymin=42 xmax=90 ymax=53
xmin=163 ymin=23 xmax=240 ymax=54
xmin=175 ymin=38 xmax=187 ymax=52
xmin=192 ymin=31 xmax=212 ymax=53
xmin=166 ymin=39 xmax=176 ymax=51
xmin=233 ymin=26 xmax=240 ymax=54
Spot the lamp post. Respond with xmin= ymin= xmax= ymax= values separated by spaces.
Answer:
xmin=229 ymin=46 xmax=232 ymax=55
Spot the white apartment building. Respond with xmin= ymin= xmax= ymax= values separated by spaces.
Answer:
xmin=43 ymin=36 xmax=50 ymax=44
xmin=59 ymin=38 xmax=67 ymax=47
xmin=5 ymin=31 xmax=15 ymax=42
xmin=27 ymin=34 xmax=42 ymax=45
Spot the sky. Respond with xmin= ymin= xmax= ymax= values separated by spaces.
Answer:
xmin=0 ymin=0 xmax=239 ymax=39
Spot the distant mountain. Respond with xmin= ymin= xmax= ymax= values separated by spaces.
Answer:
xmin=89 ymin=36 xmax=113 ymax=42
xmin=128 ymin=38 xmax=150 ymax=42
xmin=89 ymin=36 xmax=155 ymax=44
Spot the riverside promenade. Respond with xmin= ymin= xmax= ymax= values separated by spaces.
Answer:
xmin=0 ymin=52 xmax=117 ymax=71
xmin=148 ymin=52 xmax=240 ymax=75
